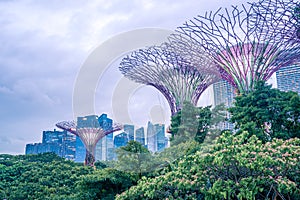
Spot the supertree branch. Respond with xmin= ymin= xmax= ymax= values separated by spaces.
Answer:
xmin=56 ymin=121 xmax=77 ymax=135
xmin=56 ymin=121 xmax=122 ymax=167
xmin=250 ymin=0 xmax=300 ymax=44
xmin=177 ymin=3 xmax=300 ymax=93
xmin=119 ymin=44 xmax=219 ymax=115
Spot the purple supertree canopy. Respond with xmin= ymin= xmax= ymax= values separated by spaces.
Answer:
xmin=177 ymin=2 xmax=300 ymax=93
xmin=56 ymin=121 xmax=122 ymax=166
xmin=119 ymin=43 xmax=220 ymax=115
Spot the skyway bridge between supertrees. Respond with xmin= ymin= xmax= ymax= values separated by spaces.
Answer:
xmin=56 ymin=121 xmax=122 ymax=167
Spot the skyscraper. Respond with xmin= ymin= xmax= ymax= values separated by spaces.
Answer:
xmin=62 ymin=132 xmax=76 ymax=160
xmin=123 ymin=124 xmax=134 ymax=141
xmin=135 ymin=127 xmax=145 ymax=146
xmin=114 ymin=132 xmax=129 ymax=148
xmin=98 ymin=114 xmax=114 ymax=161
xmin=75 ymin=136 xmax=85 ymax=162
xmin=276 ymin=64 xmax=300 ymax=94
xmin=213 ymin=80 xmax=235 ymax=130
xmin=155 ymin=124 xmax=165 ymax=152
xmin=77 ymin=115 xmax=100 ymax=128
xmin=147 ymin=122 xmax=156 ymax=152
xmin=147 ymin=122 xmax=166 ymax=152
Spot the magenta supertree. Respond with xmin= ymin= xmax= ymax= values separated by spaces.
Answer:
xmin=56 ymin=121 xmax=122 ymax=167
xmin=119 ymin=43 xmax=220 ymax=115
xmin=177 ymin=3 xmax=300 ymax=94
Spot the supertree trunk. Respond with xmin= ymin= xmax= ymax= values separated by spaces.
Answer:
xmin=85 ymin=149 xmax=95 ymax=167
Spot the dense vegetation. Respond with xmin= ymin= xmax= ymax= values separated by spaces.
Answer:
xmin=0 ymin=153 xmax=137 ymax=200
xmin=116 ymin=132 xmax=300 ymax=199
xmin=1 ymin=82 xmax=300 ymax=199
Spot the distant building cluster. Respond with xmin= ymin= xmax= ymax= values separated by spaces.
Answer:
xmin=25 ymin=113 xmax=168 ymax=162
xmin=25 ymin=129 xmax=76 ymax=160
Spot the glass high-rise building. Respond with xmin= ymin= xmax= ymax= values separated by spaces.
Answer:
xmin=74 ymin=136 xmax=85 ymax=162
xmin=98 ymin=114 xmax=114 ymax=161
xmin=114 ymin=132 xmax=129 ymax=148
xmin=213 ymin=80 xmax=235 ymax=130
xmin=147 ymin=122 xmax=155 ymax=152
xmin=77 ymin=115 xmax=100 ymax=128
xmin=124 ymin=124 xmax=134 ymax=141
xmin=62 ymin=132 xmax=76 ymax=160
xmin=135 ymin=127 xmax=145 ymax=146
xmin=155 ymin=124 xmax=165 ymax=152
xmin=276 ymin=64 xmax=300 ymax=94
xmin=147 ymin=122 xmax=166 ymax=153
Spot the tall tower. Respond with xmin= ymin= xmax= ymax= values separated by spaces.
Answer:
xmin=147 ymin=122 xmax=155 ymax=153
xmin=75 ymin=136 xmax=85 ymax=163
xmin=135 ymin=127 xmax=145 ymax=147
xmin=276 ymin=64 xmax=300 ymax=94
xmin=123 ymin=124 xmax=134 ymax=141
xmin=213 ymin=80 xmax=235 ymax=130
xmin=114 ymin=132 xmax=129 ymax=149
xmin=147 ymin=122 xmax=166 ymax=153
xmin=155 ymin=124 xmax=166 ymax=152
xmin=98 ymin=114 xmax=113 ymax=161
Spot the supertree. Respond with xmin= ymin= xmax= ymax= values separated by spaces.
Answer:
xmin=177 ymin=2 xmax=300 ymax=94
xmin=56 ymin=121 xmax=122 ymax=167
xmin=119 ymin=43 xmax=220 ymax=115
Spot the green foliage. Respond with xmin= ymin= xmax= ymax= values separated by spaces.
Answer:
xmin=116 ymin=132 xmax=300 ymax=200
xmin=115 ymin=140 xmax=154 ymax=178
xmin=170 ymin=101 xmax=226 ymax=145
xmin=94 ymin=160 xmax=108 ymax=169
xmin=229 ymin=81 xmax=300 ymax=142
xmin=0 ymin=153 xmax=93 ymax=200
xmin=150 ymin=139 xmax=213 ymax=177
xmin=74 ymin=168 xmax=136 ymax=200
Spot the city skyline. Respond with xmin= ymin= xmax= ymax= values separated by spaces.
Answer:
xmin=26 ymin=113 xmax=168 ymax=161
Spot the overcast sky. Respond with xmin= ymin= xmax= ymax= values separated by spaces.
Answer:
xmin=0 ymin=0 xmax=253 ymax=154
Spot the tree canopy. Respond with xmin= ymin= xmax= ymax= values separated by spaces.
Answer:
xmin=170 ymin=101 xmax=226 ymax=145
xmin=116 ymin=132 xmax=300 ymax=200
xmin=229 ymin=81 xmax=300 ymax=142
